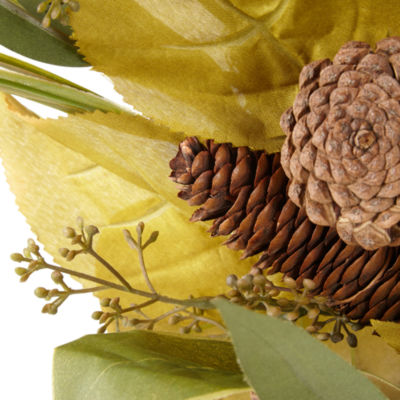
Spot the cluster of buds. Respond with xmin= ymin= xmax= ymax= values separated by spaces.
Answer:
xmin=12 ymin=238 xmax=43 ymax=282
xmin=37 ymin=0 xmax=80 ymax=27
xmin=58 ymin=217 xmax=99 ymax=260
xmin=167 ymin=306 xmax=204 ymax=335
xmin=225 ymin=271 xmax=362 ymax=347
xmin=92 ymin=297 xmax=126 ymax=334
xmin=35 ymin=271 xmax=69 ymax=315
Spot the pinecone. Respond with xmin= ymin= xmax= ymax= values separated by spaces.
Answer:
xmin=169 ymin=137 xmax=400 ymax=324
xmin=281 ymin=37 xmax=400 ymax=251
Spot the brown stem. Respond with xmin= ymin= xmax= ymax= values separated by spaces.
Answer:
xmin=87 ymin=248 xmax=133 ymax=291
xmin=123 ymin=229 xmax=156 ymax=293
xmin=40 ymin=261 xmax=215 ymax=309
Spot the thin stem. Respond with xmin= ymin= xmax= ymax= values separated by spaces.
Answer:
xmin=59 ymin=286 xmax=109 ymax=295
xmin=152 ymin=306 xmax=188 ymax=323
xmin=120 ymin=299 xmax=158 ymax=314
xmin=184 ymin=312 xmax=226 ymax=331
xmin=137 ymin=240 xmax=157 ymax=293
xmin=40 ymin=261 xmax=215 ymax=309
xmin=123 ymin=229 xmax=156 ymax=294
xmin=86 ymin=248 xmax=133 ymax=291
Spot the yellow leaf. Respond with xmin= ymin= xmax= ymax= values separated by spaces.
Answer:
xmin=371 ymin=320 xmax=400 ymax=354
xmin=325 ymin=327 xmax=400 ymax=399
xmin=70 ymin=0 xmax=400 ymax=151
xmin=0 ymin=94 xmax=256 ymax=328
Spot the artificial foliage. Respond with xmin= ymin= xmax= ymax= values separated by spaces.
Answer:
xmin=1 ymin=0 xmax=400 ymax=399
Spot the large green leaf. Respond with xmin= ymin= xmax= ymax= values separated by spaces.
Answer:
xmin=215 ymin=299 xmax=387 ymax=400
xmin=53 ymin=330 xmax=248 ymax=400
xmin=70 ymin=0 xmax=400 ymax=151
xmin=0 ymin=0 xmax=86 ymax=66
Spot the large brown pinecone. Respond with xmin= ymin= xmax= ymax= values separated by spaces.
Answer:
xmin=170 ymin=137 xmax=400 ymax=324
xmin=281 ymin=37 xmax=400 ymax=251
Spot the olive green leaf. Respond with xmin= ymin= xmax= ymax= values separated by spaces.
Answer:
xmin=0 ymin=68 xmax=124 ymax=113
xmin=0 ymin=52 xmax=89 ymax=91
xmin=70 ymin=0 xmax=400 ymax=150
xmin=0 ymin=0 xmax=86 ymax=66
xmin=53 ymin=330 xmax=249 ymax=400
xmin=215 ymin=299 xmax=387 ymax=400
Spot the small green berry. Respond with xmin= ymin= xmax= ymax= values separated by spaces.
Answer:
xmin=268 ymin=288 xmax=280 ymax=297
xmin=226 ymin=274 xmax=238 ymax=288
xmin=91 ymin=311 xmax=103 ymax=320
xmin=302 ymin=279 xmax=317 ymax=291
xmin=267 ymin=306 xmax=281 ymax=317
xmin=346 ymin=333 xmax=358 ymax=348
xmin=179 ymin=326 xmax=191 ymax=334
xmin=330 ymin=332 xmax=344 ymax=343
xmin=99 ymin=312 xmax=111 ymax=324
xmin=51 ymin=271 xmax=64 ymax=284
xmin=253 ymin=274 xmax=267 ymax=287
xmin=109 ymin=297 xmax=120 ymax=309
xmin=10 ymin=253 xmax=24 ymax=262
xmin=48 ymin=305 xmax=58 ymax=315
xmin=27 ymin=239 xmax=39 ymax=254
xmin=237 ymin=274 xmax=253 ymax=291
xmin=58 ymin=248 xmax=69 ymax=257
xmin=34 ymin=287 xmax=49 ymax=298
xmin=283 ymin=276 xmax=297 ymax=289
xmin=63 ymin=227 xmax=76 ymax=238
xmin=316 ymin=332 xmax=330 ymax=341
xmin=14 ymin=267 xmax=28 ymax=276
xmin=100 ymin=297 xmax=111 ymax=307
xmin=65 ymin=250 xmax=77 ymax=261
xmin=307 ymin=307 xmax=320 ymax=320
xmin=285 ymin=311 xmax=299 ymax=321
xmin=85 ymin=225 xmax=99 ymax=236
xmin=306 ymin=325 xmax=318 ymax=333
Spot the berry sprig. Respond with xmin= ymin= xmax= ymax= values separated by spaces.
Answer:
xmin=225 ymin=271 xmax=363 ymax=347
xmin=36 ymin=0 xmax=80 ymax=27
xmin=11 ymin=217 xmax=363 ymax=345
xmin=11 ymin=218 xmax=223 ymax=334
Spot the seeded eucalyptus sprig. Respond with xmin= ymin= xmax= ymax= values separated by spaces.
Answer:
xmin=225 ymin=271 xmax=363 ymax=348
xmin=11 ymin=217 xmax=363 ymax=345
xmin=11 ymin=218 xmax=224 ymax=334
xmin=37 ymin=0 xmax=80 ymax=27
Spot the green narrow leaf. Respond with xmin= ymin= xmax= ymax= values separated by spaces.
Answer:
xmin=0 ymin=0 xmax=86 ymax=66
xmin=53 ymin=331 xmax=249 ymax=400
xmin=0 ymin=69 xmax=125 ymax=113
xmin=215 ymin=299 xmax=387 ymax=400
xmin=0 ymin=52 xmax=90 ymax=92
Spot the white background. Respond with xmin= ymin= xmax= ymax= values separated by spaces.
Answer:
xmin=0 ymin=45 xmax=128 ymax=399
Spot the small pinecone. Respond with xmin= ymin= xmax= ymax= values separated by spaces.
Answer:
xmin=170 ymin=137 xmax=400 ymax=324
xmin=281 ymin=37 xmax=400 ymax=251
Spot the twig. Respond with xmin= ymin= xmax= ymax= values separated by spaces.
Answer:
xmin=123 ymin=229 xmax=156 ymax=293
xmin=86 ymin=248 xmax=133 ymax=291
